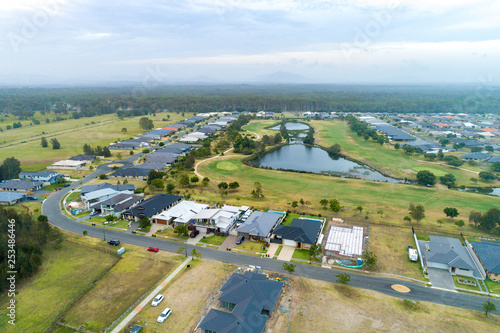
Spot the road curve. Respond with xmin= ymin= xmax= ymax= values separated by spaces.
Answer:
xmin=42 ymin=159 xmax=499 ymax=314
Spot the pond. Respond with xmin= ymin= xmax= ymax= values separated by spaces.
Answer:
xmin=270 ymin=122 xmax=310 ymax=131
xmin=249 ymin=144 xmax=401 ymax=182
xmin=458 ymin=187 xmax=500 ymax=197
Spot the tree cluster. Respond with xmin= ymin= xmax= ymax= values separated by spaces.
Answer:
xmin=83 ymin=144 xmax=111 ymax=157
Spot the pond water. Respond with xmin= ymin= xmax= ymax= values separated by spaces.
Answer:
xmin=270 ymin=122 xmax=310 ymax=131
xmin=458 ymin=187 xmax=500 ymax=197
xmin=249 ymin=144 xmax=400 ymax=182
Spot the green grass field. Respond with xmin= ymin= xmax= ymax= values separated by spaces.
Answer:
xmin=236 ymin=241 xmax=267 ymax=253
xmin=199 ymin=235 xmax=227 ymax=246
xmin=198 ymin=157 xmax=498 ymax=234
xmin=283 ymin=213 xmax=300 ymax=225
xmin=0 ymin=111 xmax=186 ymax=170
xmin=312 ymin=120 xmax=499 ymax=187
xmin=0 ymin=240 xmax=117 ymax=333
xmin=453 ymin=275 xmax=481 ymax=292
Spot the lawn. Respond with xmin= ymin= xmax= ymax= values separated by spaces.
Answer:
xmin=311 ymin=119 xmax=500 ymax=187
xmin=60 ymin=251 xmax=178 ymax=331
xmin=275 ymin=276 xmax=500 ymax=332
xmin=453 ymin=275 xmax=481 ymax=292
xmin=236 ymin=241 xmax=267 ymax=253
xmin=242 ymin=120 xmax=279 ymax=138
xmin=292 ymin=249 xmax=313 ymax=261
xmin=283 ymin=213 xmax=300 ymax=226
xmin=42 ymin=181 xmax=71 ymax=191
xmin=0 ymin=111 xmax=187 ymax=170
xmin=0 ymin=240 xmax=117 ymax=333
xmin=157 ymin=227 xmax=189 ymax=240
xmin=199 ymin=235 xmax=227 ymax=246
xmin=128 ymin=260 xmax=235 ymax=333
xmin=197 ymin=157 xmax=499 ymax=235
xmin=485 ymin=279 xmax=500 ymax=294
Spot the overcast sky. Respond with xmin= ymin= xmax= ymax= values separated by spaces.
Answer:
xmin=0 ymin=0 xmax=499 ymax=85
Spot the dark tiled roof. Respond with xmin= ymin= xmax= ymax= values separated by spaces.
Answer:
xmin=272 ymin=218 xmax=322 ymax=244
xmin=80 ymin=183 xmax=134 ymax=195
xmin=198 ymin=272 xmax=283 ymax=333
xmin=124 ymin=194 xmax=182 ymax=219
xmin=68 ymin=154 xmax=96 ymax=161
xmin=91 ymin=193 xmax=143 ymax=213
xmin=462 ymin=152 xmax=491 ymax=160
xmin=0 ymin=179 xmax=43 ymax=190
xmin=111 ymin=168 xmax=151 ymax=177
xmin=471 ymin=241 xmax=500 ymax=274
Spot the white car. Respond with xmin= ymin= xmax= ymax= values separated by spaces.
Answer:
xmin=151 ymin=294 xmax=164 ymax=307
xmin=157 ymin=307 xmax=172 ymax=323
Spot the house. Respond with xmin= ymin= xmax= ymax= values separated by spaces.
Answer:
xmin=132 ymin=162 xmax=167 ymax=171
xmin=19 ymin=170 xmax=61 ymax=184
xmin=489 ymin=155 xmax=500 ymax=163
xmin=48 ymin=160 xmax=86 ymax=169
xmin=152 ymin=201 xmax=209 ymax=225
xmin=191 ymin=207 xmax=241 ymax=234
xmin=109 ymin=167 xmax=151 ymax=179
xmin=81 ymin=188 xmax=133 ymax=209
xmin=123 ymin=194 xmax=182 ymax=222
xmin=470 ymin=241 xmax=500 ymax=281
xmin=0 ymin=192 xmax=26 ymax=205
xmin=417 ymin=236 xmax=480 ymax=278
xmin=272 ymin=218 xmax=323 ymax=249
xmin=236 ymin=211 xmax=282 ymax=242
xmin=0 ymin=179 xmax=43 ymax=192
xmin=197 ymin=271 xmax=283 ymax=333
xmin=462 ymin=152 xmax=491 ymax=161
xmin=80 ymin=183 xmax=135 ymax=196
xmin=145 ymin=153 xmax=178 ymax=165
xmin=68 ymin=154 xmax=97 ymax=162
xmin=90 ymin=193 xmax=144 ymax=217
xmin=373 ymin=124 xmax=415 ymax=141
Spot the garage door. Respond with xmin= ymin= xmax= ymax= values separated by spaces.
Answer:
xmin=283 ymin=239 xmax=296 ymax=247
xmin=156 ymin=218 xmax=168 ymax=225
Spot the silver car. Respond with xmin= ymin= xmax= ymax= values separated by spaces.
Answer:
xmin=151 ymin=294 xmax=164 ymax=307
xmin=157 ymin=307 xmax=172 ymax=323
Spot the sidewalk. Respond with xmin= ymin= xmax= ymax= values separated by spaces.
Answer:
xmin=110 ymin=256 xmax=192 ymax=333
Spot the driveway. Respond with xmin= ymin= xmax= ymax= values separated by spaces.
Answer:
xmin=219 ymin=235 xmax=239 ymax=251
xmin=428 ymin=268 xmax=456 ymax=291
xmin=266 ymin=243 xmax=280 ymax=257
xmin=186 ymin=231 xmax=204 ymax=245
xmin=277 ymin=245 xmax=295 ymax=261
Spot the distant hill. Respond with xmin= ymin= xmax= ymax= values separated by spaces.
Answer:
xmin=251 ymin=71 xmax=309 ymax=83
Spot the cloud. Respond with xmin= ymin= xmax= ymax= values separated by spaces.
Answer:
xmin=78 ymin=32 xmax=113 ymax=40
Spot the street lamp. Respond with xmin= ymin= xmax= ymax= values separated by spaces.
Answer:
xmin=103 ymin=222 xmax=106 ymax=241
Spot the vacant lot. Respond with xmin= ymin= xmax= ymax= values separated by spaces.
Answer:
xmin=61 ymin=248 xmax=180 ymax=331
xmin=312 ymin=120 xmax=498 ymax=187
xmin=128 ymin=260 xmax=235 ymax=333
xmin=0 ymin=240 xmax=118 ymax=333
xmin=272 ymin=276 xmax=499 ymax=332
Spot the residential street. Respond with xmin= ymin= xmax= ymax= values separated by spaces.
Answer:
xmin=42 ymin=160 xmax=500 ymax=315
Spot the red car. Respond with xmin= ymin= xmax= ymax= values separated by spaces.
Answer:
xmin=190 ymin=230 xmax=199 ymax=238
xmin=147 ymin=247 xmax=159 ymax=252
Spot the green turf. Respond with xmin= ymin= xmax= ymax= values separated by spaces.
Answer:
xmin=312 ymin=120 xmax=499 ymax=187
xmin=236 ymin=241 xmax=267 ymax=253
xmin=292 ymin=249 xmax=311 ymax=260
xmin=199 ymin=235 xmax=227 ymax=246
xmin=485 ymin=279 xmax=500 ymax=294
xmin=453 ymin=275 xmax=481 ymax=292
xmin=0 ymin=241 xmax=117 ymax=333
xmin=283 ymin=213 xmax=300 ymax=225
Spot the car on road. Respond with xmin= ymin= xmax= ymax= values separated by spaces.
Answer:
xmin=236 ymin=235 xmax=245 ymax=245
xmin=157 ymin=307 xmax=172 ymax=323
xmin=189 ymin=230 xmax=199 ymax=238
xmin=63 ymin=183 xmax=70 ymax=187
xmin=151 ymin=294 xmax=164 ymax=307
xmin=108 ymin=239 xmax=120 ymax=246
xmin=147 ymin=246 xmax=159 ymax=252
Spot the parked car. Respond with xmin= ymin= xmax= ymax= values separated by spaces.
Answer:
xmin=190 ymin=230 xmax=200 ymax=238
xmin=236 ymin=235 xmax=245 ymax=245
xmin=157 ymin=307 xmax=172 ymax=323
xmin=108 ymin=239 xmax=120 ymax=246
xmin=151 ymin=294 xmax=164 ymax=307
xmin=63 ymin=183 xmax=70 ymax=187
xmin=147 ymin=247 xmax=159 ymax=252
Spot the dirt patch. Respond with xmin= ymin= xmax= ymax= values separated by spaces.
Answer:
xmin=107 ymin=163 xmax=124 ymax=168
xmin=402 ymin=169 xmax=417 ymax=174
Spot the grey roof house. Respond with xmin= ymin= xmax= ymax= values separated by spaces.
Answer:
xmin=0 ymin=179 xmax=44 ymax=192
xmin=81 ymin=183 xmax=134 ymax=196
xmin=19 ymin=170 xmax=61 ymax=184
xmin=470 ymin=241 xmax=500 ymax=281
xmin=197 ymin=271 xmax=283 ymax=333
xmin=0 ymin=192 xmax=26 ymax=205
xmin=417 ymin=236 xmax=481 ymax=278
xmin=123 ymin=194 xmax=182 ymax=221
xmin=272 ymin=218 xmax=322 ymax=249
xmin=90 ymin=193 xmax=144 ymax=217
xmin=462 ymin=152 xmax=491 ymax=161
xmin=236 ymin=211 xmax=282 ymax=241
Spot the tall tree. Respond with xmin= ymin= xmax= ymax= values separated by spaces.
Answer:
xmin=443 ymin=207 xmax=459 ymax=220
xmin=0 ymin=157 xmax=22 ymax=180
xmin=50 ymin=138 xmax=61 ymax=149
xmin=139 ymin=117 xmax=154 ymax=130
xmin=41 ymin=137 xmax=48 ymax=148
xmin=409 ymin=203 xmax=425 ymax=224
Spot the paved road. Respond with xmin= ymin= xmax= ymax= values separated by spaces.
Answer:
xmin=42 ymin=161 xmax=500 ymax=315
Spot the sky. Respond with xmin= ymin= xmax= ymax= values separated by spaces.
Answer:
xmin=0 ymin=0 xmax=499 ymax=85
